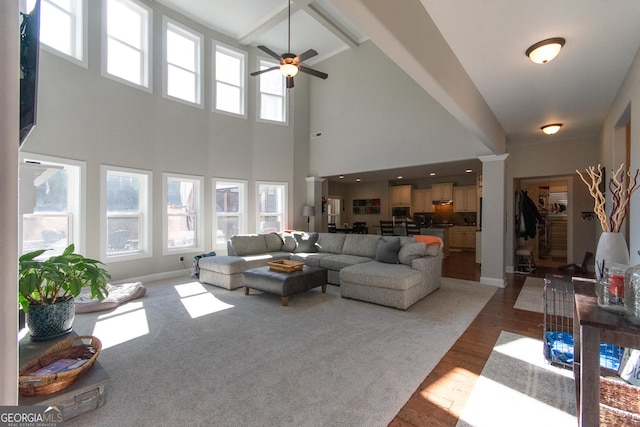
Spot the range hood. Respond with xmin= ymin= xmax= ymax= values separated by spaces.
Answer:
xmin=432 ymin=199 xmax=453 ymax=205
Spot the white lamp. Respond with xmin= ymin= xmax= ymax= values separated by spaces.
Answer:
xmin=302 ymin=205 xmax=315 ymax=231
xmin=526 ymin=37 xmax=565 ymax=64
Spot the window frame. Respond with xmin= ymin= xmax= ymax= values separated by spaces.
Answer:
xmin=213 ymin=41 xmax=247 ymax=118
xmin=162 ymin=16 xmax=204 ymax=108
xmin=100 ymin=165 xmax=153 ymax=262
xmin=162 ymin=172 xmax=204 ymax=255
xmin=101 ymin=0 xmax=152 ymax=92
xmin=28 ymin=0 xmax=88 ymax=68
xmin=255 ymin=181 xmax=288 ymax=233
xmin=212 ymin=178 xmax=248 ymax=250
xmin=19 ymin=152 xmax=87 ymax=256
xmin=256 ymin=57 xmax=288 ymax=125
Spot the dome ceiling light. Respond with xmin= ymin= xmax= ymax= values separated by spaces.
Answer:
xmin=526 ymin=37 xmax=565 ymax=64
xmin=541 ymin=123 xmax=563 ymax=135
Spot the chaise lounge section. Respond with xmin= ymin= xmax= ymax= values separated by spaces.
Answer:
xmin=197 ymin=232 xmax=442 ymax=310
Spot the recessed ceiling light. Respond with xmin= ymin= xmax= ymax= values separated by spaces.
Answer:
xmin=397 ymin=176 xmax=403 ymax=179
xmin=339 ymin=175 xmax=344 ymax=179
xmin=356 ymin=178 xmax=361 ymax=182
xmin=465 ymin=169 xmax=473 ymax=173
xmin=429 ymin=172 xmax=436 ymax=176
xmin=526 ymin=37 xmax=565 ymax=64
xmin=541 ymin=123 xmax=563 ymax=135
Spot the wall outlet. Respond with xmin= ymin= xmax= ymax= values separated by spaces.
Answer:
xmin=179 ymin=256 xmax=184 ymax=262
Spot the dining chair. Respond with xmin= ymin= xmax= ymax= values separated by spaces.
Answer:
xmin=406 ymin=221 xmax=420 ymax=237
xmin=379 ymin=221 xmax=394 ymax=236
xmin=328 ymin=223 xmax=337 ymax=233
xmin=353 ymin=222 xmax=367 ymax=234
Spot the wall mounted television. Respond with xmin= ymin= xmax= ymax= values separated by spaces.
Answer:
xmin=19 ymin=0 xmax=40 ymax=146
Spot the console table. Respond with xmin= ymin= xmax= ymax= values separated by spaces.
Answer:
xmin=573 ymin=280 xmax=640 ymax=426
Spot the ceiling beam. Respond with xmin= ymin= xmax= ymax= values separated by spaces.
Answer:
xmin=302 ymin=2 xmax=360 ymax=49
xmin=238 ymin=0 xmax=310 ymax=46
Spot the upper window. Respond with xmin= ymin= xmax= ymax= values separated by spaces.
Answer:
xmin=27 ymin=0 xmax=87 ymax=66
xmin=163 ymin=173 xmax=204 ymax=254
xmin=101 ymin=166 xmax=152 ymax=261
xmin=164 ymin=18 xmax=203 ymax=106
xmin=214 ymin=42 xmax=246 ymax=117
xmin=103 ymin=0 xmax=151 ymax=90
xmin=256 ymin=181 xmax=287 ymax=233
xmin=213 ymin=178 xmax=247 ymax=249
xmin=19 ymin=153 xmax=86 ymax=257
xmin=258 ymin=59 xmax=287 ymax=123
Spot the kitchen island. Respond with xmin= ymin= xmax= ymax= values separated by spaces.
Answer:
xmin=420 ymin=226 xmax=450 ymax=257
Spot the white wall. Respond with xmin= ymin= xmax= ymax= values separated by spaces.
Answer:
xmin=20 ymin=1 xmax=310 ymax=281
xmin=308 ymin=41 xmax=493 ymax=179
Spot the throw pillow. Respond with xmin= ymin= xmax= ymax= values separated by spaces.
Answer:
xmin=375 ymin=238 xmax=401 ymax=264
xmin=281 ymin=233 xmax=297 ymax=252
xmin=293 ymin=232 xmax=319 ymax=253
xmin=398 ymin=242 xmax=427 ymax=265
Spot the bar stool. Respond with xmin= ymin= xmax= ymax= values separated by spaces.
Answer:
xmin=516 ymin=245 xmax=535 ymax=273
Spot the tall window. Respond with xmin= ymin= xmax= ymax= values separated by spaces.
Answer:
xmin=101 ymin=166 xmax=152 ymax=260
xmin=103 ymin=0 xmax=151 ymax=89
xmin=19 ymin=154 xmax=86 ymax=257
xmin=163 ymin=173 xmax=203 ymax=254
xmin=27 ymin=0 xmax=86 ymax=65
xmin=256 ymin=182 xmax=287 ymax=233
xmin=214 ymin=43 xmax=246 ymax=117
xmin=258 ymin=59 xmax=286 ymax=123
xmin=213 ymin=178 xmax=247 ymax=248
xmin=164 ymin=18 xmax=203 ymax=106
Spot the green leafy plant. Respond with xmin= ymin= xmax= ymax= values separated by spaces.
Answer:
xmin=19 ymin=244 xmax=110 ymax=313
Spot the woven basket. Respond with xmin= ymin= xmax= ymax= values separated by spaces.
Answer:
xmin=600 ymin=376 xmax=640 ymax=426
xmin=19 ymin=335 xmax=102 ymax=396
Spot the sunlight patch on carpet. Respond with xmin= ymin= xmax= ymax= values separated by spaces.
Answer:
xmin=175 ymin=281 xmax=234 ymax=318
xmin=93 ymin=302 xmax=149 ymax=349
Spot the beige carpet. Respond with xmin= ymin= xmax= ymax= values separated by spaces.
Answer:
xmin=513 ymin=277 xmax=545 ymax=313
xmin=456 ymin=331 xmax=576 ymax=427
xmin=67 ymin=276 xmax=497 ymax=427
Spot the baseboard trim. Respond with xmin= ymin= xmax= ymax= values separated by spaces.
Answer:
xmin=112 ymin=269 xmax=192 ymax=285
xmin=480 ymin=276 xmax=506 ymax=288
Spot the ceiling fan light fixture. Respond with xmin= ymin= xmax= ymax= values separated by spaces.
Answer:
xmin=541 ymin=123 xmax=563 ymax=135
xmin=526 ymin=37 xmax=565 ymax=64
xmin=281 ymin=63 xmax=298 ymax=77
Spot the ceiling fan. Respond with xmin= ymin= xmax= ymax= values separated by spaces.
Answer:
xmin=250 ymin=0 xmax=328 ymax=89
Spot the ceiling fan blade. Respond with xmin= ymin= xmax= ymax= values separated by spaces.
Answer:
xmin=257 ymin=45 xmax=282 ymax=61
xmin=298 ymin=66 xmax=328 ymax=80
xmin=286 ymin=76 xmax=295 ymax=89
xmin=250 ymin=66 xmax=280 ymax=76
xmin=297 ymin=49 xmax=318 ymax=63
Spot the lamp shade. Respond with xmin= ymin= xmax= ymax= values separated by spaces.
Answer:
xmin=281 ymin=63 xmax=299 ymax=77
xmin=526 ymin=37 xmax=565 ymax=64
xmin=302 ymin=205 xmax=315 ymax=217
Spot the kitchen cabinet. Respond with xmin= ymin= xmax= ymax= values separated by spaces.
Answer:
xmin=432 ymin=183 xmax=453 ymax=201
xmin=411 ymin=188 xmax=433 ymax=213
xmin=453 ymin=186 xmax=478 ymax=212
xmin=390 ymin=185 xmax=412 ymax=206
xmin=450 ymin=226 xmax=476 ymax=249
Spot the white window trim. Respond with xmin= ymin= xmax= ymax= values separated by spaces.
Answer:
xmin=36 ymin=0 xmax=88 ymax=68
xmin=212 ymin=177 xmax=248 ymax=250
xmin=162 ymin=16 xmax=204 ymax=108
xmin=162 ymin=172 xmax=204 ymax=255
xmin=100 ymin=165 xmax=153 ymax=262
xmin=101 ymin=0 xmax=153 ymax=93
xmin=213 ymin=40 xmax=247 ymax=119
xmin=19 ymin=152 xmax=87 ymax=254
xmin=256 ymin=57 xmax=288 ymax=126
xmin=255 ymin=180 xmax=288 ymax=233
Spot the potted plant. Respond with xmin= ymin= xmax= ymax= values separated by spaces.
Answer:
xmin=19 ymin=244 xmax=110 ymax=341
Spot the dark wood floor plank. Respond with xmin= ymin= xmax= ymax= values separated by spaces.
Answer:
xmin=389 ymin=252 xmax=559 ymax=426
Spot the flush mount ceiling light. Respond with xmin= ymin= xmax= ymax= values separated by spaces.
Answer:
xmin=541 ymin=123 xmax=563 ymax=135
xmin=526 ymin=37 xmax=565 ymax=64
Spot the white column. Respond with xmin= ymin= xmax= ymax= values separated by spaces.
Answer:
xmin=479 ymin=154 xmax=509 ymax=287
xmin=305 ymin=177 xmax=325 ymax=232
xmin=0 ymin=0 xmax=20 ymax=405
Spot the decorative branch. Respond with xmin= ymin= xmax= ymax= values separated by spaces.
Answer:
xmin=577 ymin=163 xmax=640 ymax=233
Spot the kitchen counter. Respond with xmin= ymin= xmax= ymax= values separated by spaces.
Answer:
xmin=420 ymin=227 xmax=449 ymax=257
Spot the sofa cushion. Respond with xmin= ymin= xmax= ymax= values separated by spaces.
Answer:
xmin=293 ymin=232 xmax=319 ymax=253
xmin=198 ymin=256 xmax=248 ymax=274
xmin=398 ymin=242 xmax=427 ymax=265
xmin=340 ymin=261 xmax=423 ymax=291
xmin=316 ymin=233 xmax=346 ymax=254
xmin=281 ymin=233 xmax=297 ymax=252
xmin=290 ymin=252 xmax=330 ymax=267
xmin=320 ymin=254 xmax=372 ymax=271
xmin=375 ymin=238 xmax=401 ymax=264
xmin=264 ymin=233 xmax=284 ymax=252
xmin=342 ymin=234 xmax=381 ymax=258
xmin=229 ymin=235 xmax=267 ymax=256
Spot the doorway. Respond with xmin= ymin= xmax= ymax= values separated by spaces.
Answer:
xmin=327 ymin=197 xmax=341 ymax=230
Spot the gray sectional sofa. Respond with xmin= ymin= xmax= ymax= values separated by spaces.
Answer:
xmin=198 ymin=232 xmax=442 ymax=310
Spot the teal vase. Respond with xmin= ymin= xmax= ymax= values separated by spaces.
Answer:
xmin=26 ymin=298 xmax=75 ymax=341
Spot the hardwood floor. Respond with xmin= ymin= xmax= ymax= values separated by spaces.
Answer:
xmin=390 ymin=250 xmax=560 ymax=427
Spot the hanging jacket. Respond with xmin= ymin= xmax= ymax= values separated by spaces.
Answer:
xmin=515 ymin=190 xmax=543 ymax=239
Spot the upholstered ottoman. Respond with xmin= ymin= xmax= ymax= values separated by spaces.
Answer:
xmin=243 ymin=265 xmax=328 ymax=306
xmin=198 ymin=256 xmax=248 ymax=290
